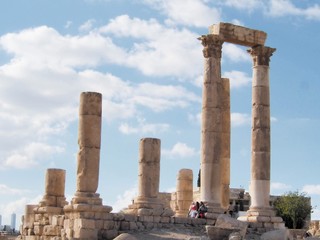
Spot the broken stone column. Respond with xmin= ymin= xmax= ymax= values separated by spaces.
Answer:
xmin=221 ymin=78 xmax=230 ymax=211
xmin=125 ymin=138 xmax=173 ymax=216
xmin=71 ymin=92 xmax=104 ymax=205
xmin=63 ymin=92 xmax=112 ymax=240
xmin=39 ymin=168 xmax=67 ymax=208
xmin=133 ymin=138 xmax=164 ymax=215
xmin=198 ymin=34 xmax=224 ymax=216
xmin=175 ymin=169 xmax=193 ymax=217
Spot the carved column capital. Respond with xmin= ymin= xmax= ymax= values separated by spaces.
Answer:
xmin=198 ymin=34 xmax=223 ymax=58
xmin=247 ymin=45 xmax=276 ymax=66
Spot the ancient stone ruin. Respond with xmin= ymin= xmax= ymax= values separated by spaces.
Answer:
xmin=18 ymin=23 xmax=292 ymax=240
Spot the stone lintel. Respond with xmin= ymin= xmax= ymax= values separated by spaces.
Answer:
xmin=209 ymin=22 xmax=267 ymax=47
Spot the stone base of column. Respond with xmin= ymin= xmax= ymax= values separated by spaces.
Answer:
xmin=204 ymin=202 xmax=225 ymax=220
xmin=39 ymin=194 xmax=68 ymax=208
xmin=238 ymin=207 xmax=285 ymax=231
xmin=63 ymin=192 xmax=113 ymax=240
xmin=70 ymin=192 xmax=106 ymax=206
xmin=123 ymin=196 xmax=174 ymax=217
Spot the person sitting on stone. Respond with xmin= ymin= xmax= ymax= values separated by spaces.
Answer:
xmin=198 ymin=201 xmax=207 ymax=218
xmin=188 ymin=202 xmax=198 ymax=218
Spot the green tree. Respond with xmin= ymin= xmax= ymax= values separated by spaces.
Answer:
xmin=273 ymin=191 xmax=312 ymax=229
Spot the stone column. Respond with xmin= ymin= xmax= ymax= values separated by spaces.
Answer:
xmin=221 ymin=78 xmax=230 ymax=211
xmin=175 ymin=169 xmax=193 ymax=217
xmin=135 ymin=138 xmax=161 ymax=205
xmin=248 ymin=45 xmax=276 ymax=213
xmin=69 ymin=92 xmax=104 ymax=205
xmin=198 ymin=34 xmax=224 ymax=215
xmin=39 ymin=168 xmax=67 ymax=208
xmin=77 ymin=92 xmax=102 ymax=194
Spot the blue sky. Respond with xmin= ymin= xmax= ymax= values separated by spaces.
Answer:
xmin=1 ymin=0 xmax=320 ymax=227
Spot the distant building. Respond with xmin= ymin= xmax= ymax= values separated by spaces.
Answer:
xmin=11 ymin=213 xmax=16 ymax=231
xmin=0 ymin=214 xmax=2 ymax=227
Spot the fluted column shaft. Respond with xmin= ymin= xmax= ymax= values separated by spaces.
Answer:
xmin=248 ymin=46 xmax=276 ymax=209
xmin=199 ymin=34 xmax=224 ymax=213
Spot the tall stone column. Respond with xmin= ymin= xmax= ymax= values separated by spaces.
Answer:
xmin=248 ymin=45 xmax=275 ymax=213
xmin=71 ymin=92 xmax=104 ymax=205
xmin=39 ymin=168 xmax=67 ymax=208
xmin=198 ymin=34 xmax=224 ymax=215
xmin=175 ymin=169 xmax=193 ymax=217
xmin=221 ymin=78 xmax=231 ymax=211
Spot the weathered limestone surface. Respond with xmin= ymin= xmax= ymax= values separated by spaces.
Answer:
xmin=77 ymin=92 xmax=102 ymax=194
xmin=209 ymin=22 xmax=267 ymax=47
xmin=248 ymin=46 xmax=276 ymax=211
xmin=198 ymin=34 xmax=224 ymax=215
xmin=221 ymin=78 xmax=230 ymax=211
xmin=175 ymin=169 xmax=193 ymax=217
xmin=39 ymin=168 xmax=67 ymax=208
xmin=124 ymin=138 xmax=173 ymax=217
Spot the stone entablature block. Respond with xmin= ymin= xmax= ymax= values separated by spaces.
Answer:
xmin=209 ymin=22 xmax=267 ymax=47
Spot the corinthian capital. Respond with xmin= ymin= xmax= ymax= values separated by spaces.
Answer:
xmin=247 ymin=45 xmax=276 ymax=66
xmin=198 ymin=34 xmax=223 ymax=58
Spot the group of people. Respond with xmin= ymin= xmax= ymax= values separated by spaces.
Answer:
xmin=188 ymin=201 xmax=207 ymax=218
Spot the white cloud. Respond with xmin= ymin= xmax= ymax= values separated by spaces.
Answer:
xmin=4 ymin=142 xmax=64 ymax=169
xmin=271 ymin=182 xmax=292 ymax=193
xmin=223 ymin=70 xmax=252 ymax=89
xmin=162 ymin=142 xmax=197 ymax=159
xmin=132 ymin=83 xmax=201 ymax=112
xmin=143 ymin=0 xmax=221 ymax=28
xmin=79 ymin=19 xmax=96 ymax=32
xmin=231 ymin=113 xmax=251 ymax=127
xmin=220 ymin=0 xmax=263 ymax=12
xmin=112 ymin=185 xmax=138 ymax=213
xmin=267 ymin=0 xmax=320 ymax=20
xmin=188 ymin=112 xmax=201 ymax=125
xmin=0 ymin=184 xmax=30 ymax=195
xmin=100 ymin=15 xmax=202 ymax=78
xmin=223 ymin=43 xmax=251 ymax=63
xmin=302 ymin=185 xmax=320 ymax=195
xmin=119 ymin=119 xmax=170 ymax=135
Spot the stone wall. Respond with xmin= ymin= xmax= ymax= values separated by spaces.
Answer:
xmin=18 ymin=210 xmax=209 ymax=240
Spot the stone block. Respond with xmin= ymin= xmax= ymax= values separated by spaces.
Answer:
xmin=124 ymin=214 xmax=137 ymax=222
xmin=33 ymin=225 xmax=44 ymax=236
xmin=52 ymin=215 xmax=64 ymax=226
xmin=209 ymin=22 xmax=267 ymax=47
xmin=73 ymin=228 xmax=98 ymax=239
xmin=113 ymin=213 xmax=125 ymax=221
xmin=248 ymin=216 xmax=271 ymax=223
xmin=120 ymin=221 xmax=130 ymax=230
xmin=25 ymin=236 xmax=40 ymax=240
xmin=129 ymin=221 xmax=138 ymax=230
xmin=104 ymin=229 xmax=118 ymax=240
xmin=153 ymin=216 xmax=161 ymax=223
xmin=143 ymin=222 xmax=154 ymax=229
xmin=103 ymin=220 xmax=115 ymax=230
xmin=161 ymin=208 xmax=174 ymax=217
xmin=270 ymin=216 xmax=283 ymax=223
xmin=43 ymin=225 xmax=62 ymax=236
xmin=95 ymin=219 xmax=104 ymax=229
xmin=73 ymin=218 xmax=95 ymax=229
xmin=102 ymin=213 xmax=114 ymax=220
xmin=138 ymin=215 xmax=153 ymax=222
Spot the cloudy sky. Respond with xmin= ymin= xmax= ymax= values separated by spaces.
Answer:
xmin=1 ymin=0 xmax=320 ymax=226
